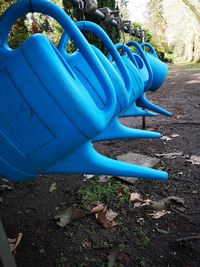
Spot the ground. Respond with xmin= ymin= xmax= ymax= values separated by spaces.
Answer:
xmin=0 ymin=63 xmax=200 ymax=267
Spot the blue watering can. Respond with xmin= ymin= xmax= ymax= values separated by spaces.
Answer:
xmin=0 ymin=0 xmax=168 ymax=181
xmin=140 ymin=42 xmax=169 ymax=92
xmin=0 ymin=0 xmax=116 ymax=181
xmin=59 ymin=21 xmax=161 ymax=141
xmin=122 ymin=41 xmax=172 ymax=117
xmin=110 ymin=43 xmax=157 ymax=118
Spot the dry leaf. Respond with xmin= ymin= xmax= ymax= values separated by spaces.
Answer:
xmin=187 ymin=155 xmax=200 ymax=165
xmin=98 ymin=175 xmax=112 ymax=183
xmin=55 ymin=206 xmax=87 ymax=227
xmin=0 ymin=184 xmax=13 ymax=191
xmin=130 ymin=192 xmax=143 ymax=202
xmin=155 ymin=152 xmax=183 ymax=159
xmin=171 ymin=134 xmax=179 ymax=138
xmin=161 ymin=136 xmax=172 ymax=141
xmin=148 ymin=210 xmax=171 ymax=219
xmin=49 ymin=182 xmax=56 ymax=193
xmin=8 ymin=233 xmax=23 ymax=255
xmin=90 ymin=203 xmax=105 ymax=214
xmin=95 ymin=207 xmax=118 ymax=229
xmin=106 ymin=209 xmax=119 ymax=221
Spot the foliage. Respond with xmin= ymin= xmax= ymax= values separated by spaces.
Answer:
xmin=0 ymin=0 xmax=29 ymax=49
xmin=63 ymin=0 xmax=120 ymax=54
xmin=79 ymin=178 xmax=132 ymax=208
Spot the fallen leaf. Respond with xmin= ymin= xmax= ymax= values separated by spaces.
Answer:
xmin=163 ymin=196 xmax=184 ymax=207
xmin=148 ymin=210 xmax=171 ymax=219
xmin=130 ymin=192 xmax=143 ymax=202
xmin=95 ymin=207 xmax=119 ymax=229
xmin=171 ymin=134 xmax=179 ymax=138
xmin=98 ymin=175 xmax=112 ymax=183
xmin=140 ymin=199 xmax=152 ymax=207
xmin=176 ymin=115 xmax=183 ymax=119
xmin=187 ymin=155 xmax=200 ymax=165
xmin=106 ymin=209 xmax=119 ymax=221
xmin=83 ymin=174 xmax=95 ymax=181
xmin=49 ymin=182 xmax=56 ymax=193
xmin=155 ymin=152 xmax=183 ymax=159
xmin=149 ymin=200 xmax=166 ymax=211
xmin=8 ymin=233 xmax=23 ymax=255
xmin=55 ymin=206 xmax=87 ymax=227
xmin=0 ymin=184 xmax=13 ymax=191
xmin=161 ymin=136 xmax=172 ymax=141
xmin=155 ymin=227 xmax=170 ymax=234
xmin=90 ymin=203 xmax=105 ymax=214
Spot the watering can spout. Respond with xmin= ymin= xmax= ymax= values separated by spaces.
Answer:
xmin=121 ymin=103 xmax=157 ymax=117
xmin=47 ymin=142 xmax=168 ymax=180
xmin=137 ymin=95 xmax=173 ymax=117
xmin=93 ymin=118 xmax=160 ymax=142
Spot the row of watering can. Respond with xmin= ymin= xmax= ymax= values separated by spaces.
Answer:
xmin=0 ymin=0 xmax=172 ymax=182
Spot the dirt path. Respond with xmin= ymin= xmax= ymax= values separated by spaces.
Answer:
xmin=0 ymin=64 xmax=200 ymax=267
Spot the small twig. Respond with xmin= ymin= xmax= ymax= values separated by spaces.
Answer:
xmin=176 ymin=234 xmax=200 ymax=242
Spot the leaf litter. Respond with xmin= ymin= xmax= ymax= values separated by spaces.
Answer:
xmin=55 ymin=203 xmax=118 ymax=229
xmin=130 ymin=192 xmax=185 ymax=219
xmin=8 ymin=233 xmax=23 ymax=255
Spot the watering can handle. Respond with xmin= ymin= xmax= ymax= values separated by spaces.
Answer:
xmin=126 ymin=41 xmax=153 ymax=89
xmin=0 ymin=0 xmax=116 ymax=124
xmin=140 ymin=42 xmax=158 ymax=58
xmin=111 ymin=43 xmax=139 ymax=69
xmin=58 ymin=20 xmax=132 ymax=95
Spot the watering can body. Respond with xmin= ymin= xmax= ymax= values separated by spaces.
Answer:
xmin=0 ymin=1 xmax=169 ymax=183
xmin=0 ymin=0 xmax=117 ymax=181
xmin=59 ymin=22 xmax=161 ymax=141
xmin=142 ymin=47 xmax=168 ymax=92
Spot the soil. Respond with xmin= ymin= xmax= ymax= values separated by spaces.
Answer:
xmin=0 ymin=64 xmax=200 ymax=267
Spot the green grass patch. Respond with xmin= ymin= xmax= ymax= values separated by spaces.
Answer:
xmin=79 ymin=178 xmax=132 ymax=208
xmin=134 ymin=227 xmax=151 ymax=249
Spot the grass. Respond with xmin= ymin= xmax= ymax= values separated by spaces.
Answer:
xmin=169 ymin=62 xmax=200 ymax=72
xmin=134 ymin=227 xmax=151 ymax=249
xmin=79 ymin=178 xmax=132 ymax=208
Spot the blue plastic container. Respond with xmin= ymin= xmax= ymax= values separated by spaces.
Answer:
xmin=0 ymin=1 xmax=168 ymax=182
xmin=121 ymin=42 xmax=172 ymax=117
xmin=59 ymin=21 xmax=161 ymax=140
xmin=0 ymin=0 xmax=117 ymax=181
xmin=127 ymin=42 xmax=168 ymax=92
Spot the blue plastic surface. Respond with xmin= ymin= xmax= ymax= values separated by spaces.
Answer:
xmin=0 ymin=0 xmax=118 ymax=181
xmin=59 ymin=21 xmax=161 ymax=141
xmin=0 ymin=0 xmax=169 ymax=182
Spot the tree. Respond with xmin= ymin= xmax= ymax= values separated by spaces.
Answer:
xmin=63 ymin=0 xmax=120 ymax=53
xmin=0 ymin=0 xmax=29 ymax=49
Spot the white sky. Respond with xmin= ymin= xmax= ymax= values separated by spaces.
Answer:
xmin=127 ymin=0 xmax=149 ymax=23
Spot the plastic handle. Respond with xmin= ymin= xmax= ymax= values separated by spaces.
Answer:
xmin=126 ymin=41 xmax=153 ymax=89
xmin=112 ymin=42 xmax=139 ymax=69
xmin=58 ymin=20 xmax=132 ymax=96
xmin=0 ymin=0 xmax=116 ymax=124
xmin=140 ymin=42 xmax=158 ymax=58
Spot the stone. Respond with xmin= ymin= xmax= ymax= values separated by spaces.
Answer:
xmin=116 ymin=152 xmax=160 ymax=184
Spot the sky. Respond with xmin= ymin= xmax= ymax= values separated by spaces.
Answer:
xmin=127 ymin=0 xmax=149 ymax=23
